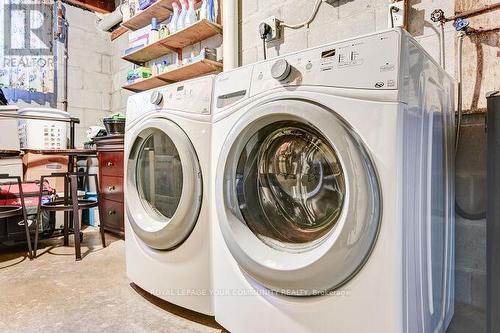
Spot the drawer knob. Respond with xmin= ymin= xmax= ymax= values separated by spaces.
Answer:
xmin=108 ymin=186 xmax=116 ymax=191
xmin=107 ymin=161 xmax=114 ymax=167
xmin=108 ymin=210 xmax=116 ymax=216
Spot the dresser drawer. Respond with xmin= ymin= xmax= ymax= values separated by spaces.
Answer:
xmin=100 ymin=175 xmax=124 ymax=202
xmin=99 ymin=152 xmax=124 ymax=177
xmin=98 ymin=198 xmax=124 ymax=233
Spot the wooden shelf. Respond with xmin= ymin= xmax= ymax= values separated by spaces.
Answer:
xmin=122 ymin=0 xmax=176 ymax=31
xmin=122 ymin=20 xmax=223 ymax=64
xmin=122 ymin=59 xmax=222 ymax=92
xmin=111 ymin=26 xmax=129 ymax=41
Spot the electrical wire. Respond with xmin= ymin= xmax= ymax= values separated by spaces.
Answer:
xmin=280 ymin=0 xmax=323 ymax=29
xmin=389 ymin=6 xmax=398 ymax=28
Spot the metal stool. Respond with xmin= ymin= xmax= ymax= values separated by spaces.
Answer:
xmin=34 ymin=172 xmax=103 ymax=261
xmin=0 ymin=174 xmax=32 ymax=259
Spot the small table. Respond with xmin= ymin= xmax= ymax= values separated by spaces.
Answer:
xmin=22 ymin=149 xmax=99 ymax=253
xmin=0 ymin=150 xmax=21 ymax=158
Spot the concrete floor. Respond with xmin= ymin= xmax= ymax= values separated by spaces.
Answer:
xmin=0 ymin=228 xmax=486 ymax=333
xmin=0 ymin=228 xmax=223 ymax=333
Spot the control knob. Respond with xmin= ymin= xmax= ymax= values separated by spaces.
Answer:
xmin=271 ymin=59 xmax=292 ymax=81
xmin=150 ymin=91 xmax=163 ymax=105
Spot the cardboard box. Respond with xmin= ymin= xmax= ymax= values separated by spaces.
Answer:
xmin=22 ymin=153 xmax=68 ymax=193
xmin=0 ymin=157 xmax=23 ymax=178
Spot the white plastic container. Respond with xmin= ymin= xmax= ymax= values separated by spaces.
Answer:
xmin=18 ymin=108 xmax=69 ymax=150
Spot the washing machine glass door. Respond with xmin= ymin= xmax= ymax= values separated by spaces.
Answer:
xmin=219 ymin=99 xmax=381 ymax=295
xmin=127 ymin=118 xmax=202 ymax=250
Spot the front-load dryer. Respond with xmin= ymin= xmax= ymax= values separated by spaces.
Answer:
xmin=125 ymin=75 xmax=214 ymax=315
xmin=211 ymin=28 xmax=455 ymax=332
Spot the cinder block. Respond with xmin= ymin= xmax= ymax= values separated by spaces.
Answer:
xmin=83 ymin=108 xmax=108 ymax=127
xmin=83 ymin=72 xmax=112 ymax=93
xmin=308 ymin=10 xmax=375 ymax=47
xmin=455 ymin=216 xmax=487 ymax=272
xmin=66 ymin=5 xmax=99 ymax=33
xmin=101 ymin=93 xmax=112 ymax=111
xmin=74 ymin=126 xmax=88 ymax=148
xmin=101 ymin=55 xmax=112 ymax=74
xmin=308 ymin=0 xmax=340 ymax=29
xmin=338 ymin=0 xmax=374 ymax=19
xmin=67 ymin=27 xmax=87 ymax=51
xmin=242 ymin=0 xmax=259 ymax=19
xmin=68 ymin=89 xmax=101 ymax=109
xmin=471 ymin=271 xmax=486 ymax=311
xmin=68 ymin=66 xmax=83 ymax=90
xmin=67 ymin=106 xmax=85 ymax=121
xmin=241 ymin=47 xmax=259 ymax=66
xmin=69 ymin=50 xmax=102 ymax=73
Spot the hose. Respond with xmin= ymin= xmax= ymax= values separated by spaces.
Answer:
xmin=280 ymin=0 xmax=323 ymax=29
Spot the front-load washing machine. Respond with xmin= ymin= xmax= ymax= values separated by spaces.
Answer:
xmin=125 ymin=75 xmax=214 ymax=315
xmin=211 ymin=28 xmax=455 ymax=332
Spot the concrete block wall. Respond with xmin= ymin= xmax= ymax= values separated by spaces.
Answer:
xmin=61 ymin=5 xmax=114 ymax=147
xmin=111 ymin=33 xmax=134 ymax=116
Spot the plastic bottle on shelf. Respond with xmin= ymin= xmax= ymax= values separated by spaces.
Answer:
xmin=149 ymin=17 xmax=159 ymax=44
xmin=199 ymin=0 xmax=208 ymax=20
xmin=185 ymin=0 xmax=197 ymax=26
xmin=168 ymin=2 xmax=179 ymax=33
xmin=207 ymin=0 xmax=214 ymax=22
xmin=177 ymin=0 xmax=188 ymax=31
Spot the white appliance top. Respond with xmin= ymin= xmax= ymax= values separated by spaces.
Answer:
xmin=127 ymin=75 xmax=215 ymax=124
xmin=214 ymin=29 xmax=401 ymax=110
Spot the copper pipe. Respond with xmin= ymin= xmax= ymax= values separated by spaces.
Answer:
xmin=403 ymin=0 xmax=410 ymax=30
xmin=444 ymin=3 xmax=500 ymax=22
xmin=471 ymin=26 xmax=500 ymax=35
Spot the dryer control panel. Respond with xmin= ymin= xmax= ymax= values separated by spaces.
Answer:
xmin=142 ymin=75 xmax=214 ymax=115
xmin=214 ymin=29 xmax=401 ymax=112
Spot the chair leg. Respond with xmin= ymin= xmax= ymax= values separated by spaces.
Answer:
xmin=34 ymin=177 xmax=45 ymax=258
xmin=63 ymin=174 xmax=69 ymax=246
xmin=17 ymin=177 xmax=32 ymax=260
xmin=70 ymin=175 xmax=82 ymax=261
xmin=93 ymin=174 xmax=106 ymax=248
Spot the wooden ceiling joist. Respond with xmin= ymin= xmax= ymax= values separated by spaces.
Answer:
xmin=63 ymin=0 xmax=115 ymax=14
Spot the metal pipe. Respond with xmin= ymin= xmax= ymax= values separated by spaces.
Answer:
xmin=455 ymin=32 xmax=465 ymax=153
xmin=222 ymin=0 xmax=238 ymax=70
xmin=445 ymin=3 xmax=500 ymax=22
xmin=470 ymin=26 xmax=500 ymax=35
xmin=439 ymin=22 xmax=446 ymax=70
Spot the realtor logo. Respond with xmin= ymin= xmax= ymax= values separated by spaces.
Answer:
xmin=3 ymin=2 xmax=54 ymax=56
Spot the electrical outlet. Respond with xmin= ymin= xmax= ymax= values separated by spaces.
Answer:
xmin=388 ymin=2 xmax=404 ymax=28
xmin=260 ymin=16 xmax=280 ymax=42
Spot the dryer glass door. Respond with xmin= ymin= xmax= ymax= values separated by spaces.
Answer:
xmin=217 ymin=99 xmax=381 ymax=295
xmin=127 ymin=118 xmax=202 ymax=250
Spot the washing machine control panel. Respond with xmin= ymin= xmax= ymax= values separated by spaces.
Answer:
xmin=214 ymin=30 xmax=401 ymax=113
xmin=251 ymin=29 xmax=401 ymax=92
xmin=152 ymin=75 xmax=214 ymax=114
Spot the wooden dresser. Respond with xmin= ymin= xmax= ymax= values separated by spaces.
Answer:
xmin=94 ymin=135 xmax=125 ymax=236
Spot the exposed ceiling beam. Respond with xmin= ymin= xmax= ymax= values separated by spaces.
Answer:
xmin=63 ymin=0 xmax=115 ymax=14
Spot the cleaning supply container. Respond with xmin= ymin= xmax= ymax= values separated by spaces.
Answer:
xmin=18 ymin=108 xmax=70 ymax=150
